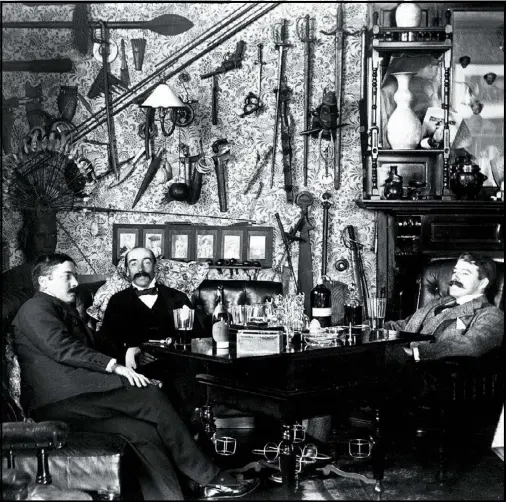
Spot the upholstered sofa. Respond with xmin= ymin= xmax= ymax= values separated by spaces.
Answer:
xmin=2 ymin=267 xmax=282 ymax=497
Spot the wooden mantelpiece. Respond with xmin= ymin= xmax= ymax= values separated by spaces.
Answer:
xmin=359 ymin=199 xmax=505 ymax=319
xmin=358 ymin=200 xmax=505 ymax=215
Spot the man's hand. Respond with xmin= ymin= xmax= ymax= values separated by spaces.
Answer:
xmin=125 ymin=347 xmax=142 ymax=369
xmin=139 ymin=351 xmax=158 ymax=366
xmin=112 ymin=363 xmax=152 ymax=387
xmin=403 ymin=347 xmax=414 ymax=357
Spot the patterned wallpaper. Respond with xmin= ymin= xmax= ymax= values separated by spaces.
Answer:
xmin=2 ymin=2 xmax=376 ymax=292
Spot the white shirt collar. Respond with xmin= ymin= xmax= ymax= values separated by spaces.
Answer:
xmin=131 ymin=277 xmax=157 ymax=291
xmin=454 ymin=293 xmax=483 ymax=305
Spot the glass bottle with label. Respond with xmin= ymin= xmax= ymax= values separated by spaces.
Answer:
xmin=212 ymin=286 xmax=231 ymax=348
xmin=310 ymin=276 xmax=332 ymax=328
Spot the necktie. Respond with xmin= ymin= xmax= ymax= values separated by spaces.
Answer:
xmin=135 ymin=287 xmax=158 ymax=297
xmin=434 ymin=299 xmax=458 ymax=316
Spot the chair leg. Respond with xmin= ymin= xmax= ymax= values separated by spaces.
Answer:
xmin=437 ymin=408 xmax=447 ymax=485
xmin=36 ymin=448 xmax=52 ymax=485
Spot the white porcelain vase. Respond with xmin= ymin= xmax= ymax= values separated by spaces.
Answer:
xmin=386 ymin=72 xmax=422 ymax=150
xmin=395 ymin=2 xmax=422 ymax=28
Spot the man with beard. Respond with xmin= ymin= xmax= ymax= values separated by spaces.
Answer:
xmin=99 ymin=247 xmax=201 ymax=369
xmin=384 ymin=253 xmax=504 ymax=362
xmin=12 ymin=252 xmax=259 ymax=500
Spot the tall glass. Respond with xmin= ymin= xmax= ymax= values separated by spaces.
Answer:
xmin=366 ymin=297 xmax=387 ymax=330
xmin=173 ymin=307 xmax=195 ymax=345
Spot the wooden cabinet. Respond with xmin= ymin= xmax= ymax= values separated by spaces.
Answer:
xmin=360 ymin=3 xmax=505 ymax=318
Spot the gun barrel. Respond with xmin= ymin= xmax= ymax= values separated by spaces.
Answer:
xmin=201 ymin=69 xmax=221 ymax=80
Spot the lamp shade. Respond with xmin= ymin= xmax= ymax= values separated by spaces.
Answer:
xmin=141 ymin=83 xmax=184 ymax=108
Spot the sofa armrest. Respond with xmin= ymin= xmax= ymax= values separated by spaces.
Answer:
xmin=2 ymin=421 xmax=68 ymax=450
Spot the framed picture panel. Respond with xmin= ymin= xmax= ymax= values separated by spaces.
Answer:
xmin=142 ymin=226 xmax=166 ymax=260
xmin=113 ymin=225 xmax=140 ymax=265
xmin=195 ymin=227 xmax=219 ymax=261
xmin=220 ymin=230 xmax=244 ymax=261
xmin=168 ymin=227 xmax=194 ymax=261
xmin=246 ymin=227 xmax=273 ymax=267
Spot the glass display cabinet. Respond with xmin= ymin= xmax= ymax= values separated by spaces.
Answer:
xmin=359 ymin=2 xmax=505 ymax=318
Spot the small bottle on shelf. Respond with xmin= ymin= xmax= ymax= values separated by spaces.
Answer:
xmin=310 ymin=276 xmax=332 ymax=328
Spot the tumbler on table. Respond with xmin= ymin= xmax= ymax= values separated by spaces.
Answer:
xmin=173 ymin=306 xmax=195 ymax=345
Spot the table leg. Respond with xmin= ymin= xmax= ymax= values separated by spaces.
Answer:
xmin=279 ymin=423 xmax=298 ymax=494
xmin=371 ymin=406 xmax=384 ymax=494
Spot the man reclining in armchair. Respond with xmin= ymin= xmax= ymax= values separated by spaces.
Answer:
xmin=385 ymin=252 xmax=504 ymax=363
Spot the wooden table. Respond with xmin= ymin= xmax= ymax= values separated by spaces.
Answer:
xmin=144 ymin=328 xmax=434 ymax=494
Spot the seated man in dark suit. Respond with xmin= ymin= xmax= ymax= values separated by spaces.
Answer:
xmin=385 ymin=253 xmax=504 ymax=363
xmin=99 ymin=247 xmax=203 ymax=369
xmin=12 ymin=252 xmax=258 ymax=500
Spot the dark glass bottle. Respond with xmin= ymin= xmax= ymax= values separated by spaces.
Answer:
xmin=310 ymin=276 xmax=332 ymax=328
xmin=384 ymin=165 xmax=403 ymax=200
xmin=344 ymin=284 xmax=363 ymax=326
xmin=212 ymin=286 xmax=231 ymax=348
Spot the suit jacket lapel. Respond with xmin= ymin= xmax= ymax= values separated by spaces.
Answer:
xmin=405 ymin=298 xmax=444 ymax=333
xmin=421 ymin=295 xmax=489 ymax=336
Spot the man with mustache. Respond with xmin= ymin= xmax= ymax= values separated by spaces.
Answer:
xmin=385 ymin=253 xmax=504 ymax=362
xmin=12 ymin=252 xmax=259 ymax=500
xmin=99 ymin=246 xmax=200 ymax=369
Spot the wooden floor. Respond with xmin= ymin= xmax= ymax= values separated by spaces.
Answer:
xmin=201 ymin=426 xmax=505 ymax=501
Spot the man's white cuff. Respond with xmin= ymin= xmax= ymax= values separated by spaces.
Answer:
xmin=413 ymin=347 xmax=420 ymax=362
xmin=106 ymin=358 xmax=117 ymax=373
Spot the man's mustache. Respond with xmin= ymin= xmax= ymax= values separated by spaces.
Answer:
xmin=449 ymin=279 xmax=464 ymax=288
xmin=133 ymin=272 xmax=151 ymax=280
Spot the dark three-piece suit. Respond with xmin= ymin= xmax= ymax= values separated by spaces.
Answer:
xmin=12 ymin=291 xmax=218 ymax=500
xmin=98 ymin=283 xmax=203 ymax=363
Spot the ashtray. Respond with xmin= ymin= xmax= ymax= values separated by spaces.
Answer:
xmin=304 ymin=332 xmax=337 ymax=347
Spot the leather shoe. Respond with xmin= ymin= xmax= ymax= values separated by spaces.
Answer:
xmin=197 ymin=478 xmax=259 ymax=500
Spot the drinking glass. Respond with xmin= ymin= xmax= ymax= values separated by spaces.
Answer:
xmin=173 ymin=307 xmax=194 ymax=345
xmin=231 ymin=305 xmax=247 ymax=326
xmin=366 ymin=297 xmax=387 ymax=330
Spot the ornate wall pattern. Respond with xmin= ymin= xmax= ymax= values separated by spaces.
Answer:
xmin=2 ymin=3 xmax=376 ymax=291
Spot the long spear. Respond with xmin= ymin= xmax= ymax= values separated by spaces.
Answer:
xmin=3 ymin=14 xmax=194 ymax=37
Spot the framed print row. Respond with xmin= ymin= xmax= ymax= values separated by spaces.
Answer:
xmin=113 ymin=224 xmax=166 ymax=265
xmin=113 ymin=224 xmax=273 ymax=267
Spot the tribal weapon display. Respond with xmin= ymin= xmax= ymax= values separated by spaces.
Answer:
xmin=200 ymin=40 xmax=246 ymax=79
xmin=321 ymin=192 xmax=349 ymax=325
xmin=296 ymin=15 xmax=317 ymax=187
xmin=238 ymin=43 xmax=265 ymax=117
xmin=274 ymin=212 xmax=299 ymax=294
xmin=279 ymin=78 xmax=294 ymax=203
xmin=132 ymin=147 xmax=165 ymax=208
xmin=212 ymin=139 xmax=232 ymax=212
xmin=270 ymin=18 xmax=292 ymax=190
xmin=4 ymin=13 xmax=194 ymax=53
xmin=295 ymin=191 xmax=315 ymax=315
xmin=71 ymin=4 xmax=279 ymax=143
xmin=2 ymin=59 xmax=74 ymax=73
xmin=211 ymin=76 xmax=219 ymax=125
xmin=99 ymin=21 xmax=120 ymax=179
xmin=343 ymin=225 xmax=369 ymax=318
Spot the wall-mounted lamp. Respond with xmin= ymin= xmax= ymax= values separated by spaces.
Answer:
xmin=141 ymin=82 xmax=185 ymax=137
